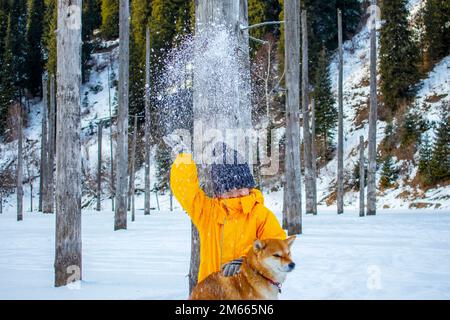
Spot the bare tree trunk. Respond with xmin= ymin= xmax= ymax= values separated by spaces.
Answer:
xmin=282 ymin=178 xmax=287 ymax=228
xmin=44 ymin=74 xmax=56 ymax=213
xmin=192 ymin=0 xmax=253 ymax=293
xmin=155 ymin=190 xmax=160 ymax=211
xmin=39 ymin=73 xmax=48 ymax=212
xmin=284 ymin=0 xmax=302 ymax=235
xmin=17 ymin=106 xmax=23 ymax=221
xmin=54 ymin=0 xmax=82 ymax=287
xmin=359 ymin=136 xmax=365 ymax=217
xmin=97 ymin=121 xmax=103 ymax=211
xmin=130 ymin=115 xmax=137 ymax=222
xmin=170 ymin=190 xmax=173 ymax=212
xmin=301 ymin=10 xmax=315 ymax=215
xmin=144 ymin=27 xmax=151 ymax=216
xmin=337 ymin=9 xmax=344 ymax=215
xmin=29 ymin=174 xmax=33 ymax=212
xmin=107 ymin=52 xmax=115 ymax=212
xmin=367 ymin=0 xmax=378 ymax=216
xmin=26 ymin=154 xmax=33 ymax=212
xmin=189 ymin=223 xmax=200 ymax=293
xmin=115 ymin=0 xmax=130 ymax=230
xmin=311 ymin=98 xmax=317 ymax=215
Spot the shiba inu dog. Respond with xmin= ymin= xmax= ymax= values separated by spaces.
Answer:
xmin=190 ymin=236 xmax=296 ymax=300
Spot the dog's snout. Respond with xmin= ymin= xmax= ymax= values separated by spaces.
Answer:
xmin=288 ymin=262 xmax=296 ymax=270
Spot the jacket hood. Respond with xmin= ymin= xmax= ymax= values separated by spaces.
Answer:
xmin=217 ymin=189 xmax=264 ymax=224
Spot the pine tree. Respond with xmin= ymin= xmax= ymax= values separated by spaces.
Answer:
xmin=155 ymin=142 xmax=172 ymax=192
xmin=313 ymin=46 xmax=337 ymax=158
xmin=0 ymin=0 xmax=10 ymax=131
xmin=82 ymin=0 xmax=102 ymax=81
xmin=423 ymin=0 xmax=450 ymax=64
xmin=0 ymin=0 xmax=27 ymax=133
xmin=300 ymin=0 xmax=361 ymax=82
xmin=129 ymin=0 xmax=152 ymax=117
xmin=279 ymin=0 xmax=362 ymax=84
xmin=380 ymin=0 xmax=420 ymax=112
xmin=418 ymin=132 xmax=432 ymax=185
xmin=0 ymin=1 xmax=8 ymax=63
xmin=174 ymin=0 xmax=195 ymax=40
xmin=150 ymin=0 xmax=178 ymax=60
xmin=429 ymin=103 xmax=450 ymax=183
xmin=382 ymin=121 xmax=396 ymax=152
xmin=5 ymin=0 xmax=28 ymax=91
xmin=43 ymin=0 xmax=57 ymax=74
xmin=379 ymin=155 xmax=397 ymax=189
xmin=0 ymin=58 xmax=14 ymax=135
xmin=26 ymin=0 xmax=45 ymax=96
xmin=400 ymin=107 xmax=427 ymax=147
xmin=248 ymin=0 xmax=281 ymax=51
xmin=101 ymin=0 xmax=119 ymax=40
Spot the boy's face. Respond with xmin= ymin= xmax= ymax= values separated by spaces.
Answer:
xmin=218 ymin=188 xmax=250 ymax=199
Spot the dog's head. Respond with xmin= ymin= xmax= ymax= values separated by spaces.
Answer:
xmin=247 ymin=236 xmax=296 ymax=283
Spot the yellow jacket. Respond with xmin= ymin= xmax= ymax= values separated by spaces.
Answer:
xmin=170 ymin=153 xmax=286 ymax=283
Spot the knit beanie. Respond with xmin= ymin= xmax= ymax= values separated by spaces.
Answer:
xmin=210 ymin=143 xmax=256 ymax=195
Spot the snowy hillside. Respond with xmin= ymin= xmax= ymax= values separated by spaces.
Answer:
xmin=318 ymin=0 xmax=450 ymax=210
xmin=0 ymin=0 xmax=449 ymax=213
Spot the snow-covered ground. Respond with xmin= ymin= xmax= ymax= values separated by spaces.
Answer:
xmin=1 ymin=200 xmax=450 ymax=300
xmin=1 ymin=0 xmax=449 ymax=300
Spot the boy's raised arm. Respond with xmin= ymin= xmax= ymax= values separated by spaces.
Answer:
xmin=170 ymin=153 xmax=211 ymax=227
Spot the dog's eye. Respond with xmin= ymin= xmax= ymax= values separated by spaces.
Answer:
xmin=273 ymin=254 xmax=281 ymax=258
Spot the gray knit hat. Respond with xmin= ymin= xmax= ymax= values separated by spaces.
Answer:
xmin=211 ymin=144 xmax=255 ymax=195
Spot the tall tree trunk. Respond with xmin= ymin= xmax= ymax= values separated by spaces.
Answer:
xmin=54 ymin=0 xmax=82 ymax=287
xmin=155 ymin=190 xmax=160 ymax=211
xmin=311 ymin=98 xmax=317 ymax=215
xmin=44 ymin=74 xmax=56 ymax=213
xmin=17 ymin=105 xmax=23 ymax=221
xmin=107 ymin=52 xmax=115 ymax=212
xmin=189 ymin=223 xmax=200 ymax=293
xmin=337 ymin=9 xmax=344 ymax=215
xmin=282 ymin=178 xmax=288 ymax=228
xmin=284 ymin=0 xmax=302 ymax=235
xmin=144 ymin=27 xmax=151 ymax=216
xmin=97 ymin=121 xmax=103 ymax=211
xmin=301 ymin=10 xmax=315 ymax=215
xmin=114 ymin=0 xmax=130 ymax=230
xmin=39 ymin=73 xmax=48 ymax=212
xmin=367 ymin=0 xmax=378 ymax=216
xmin=192 ymin=0 xmax=252 ymax=293
xmin=359 ymin=135 xmax=365 ymax=217
xmin=30 ymin=173 xmax=33 ymax=212
xmin=130 ymin=115 xmax=137 ymax=222
xmin=26 ymin=154 xmax=33 ymax=212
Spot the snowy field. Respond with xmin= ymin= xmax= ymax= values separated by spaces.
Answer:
xmin=1 ymin=202 xmax=450 ymax=300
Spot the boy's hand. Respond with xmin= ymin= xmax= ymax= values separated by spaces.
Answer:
xmin=221 ymin=257 xmax=243 ymax=277
xmin=163 ymin=133 xmax=190 ymax=156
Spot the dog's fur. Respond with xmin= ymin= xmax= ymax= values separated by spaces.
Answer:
xmin=190 ymin=236 xmax=296 ymax=300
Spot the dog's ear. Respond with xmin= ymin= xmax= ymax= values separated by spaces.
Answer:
xmin=253 ymin=239 xmax=265 ymax=252
xmin=285 ymin=235 xmax=296 ymax=248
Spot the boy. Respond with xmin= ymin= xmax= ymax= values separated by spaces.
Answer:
xmin=165 ymin=135 xmax=286 ymax=284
